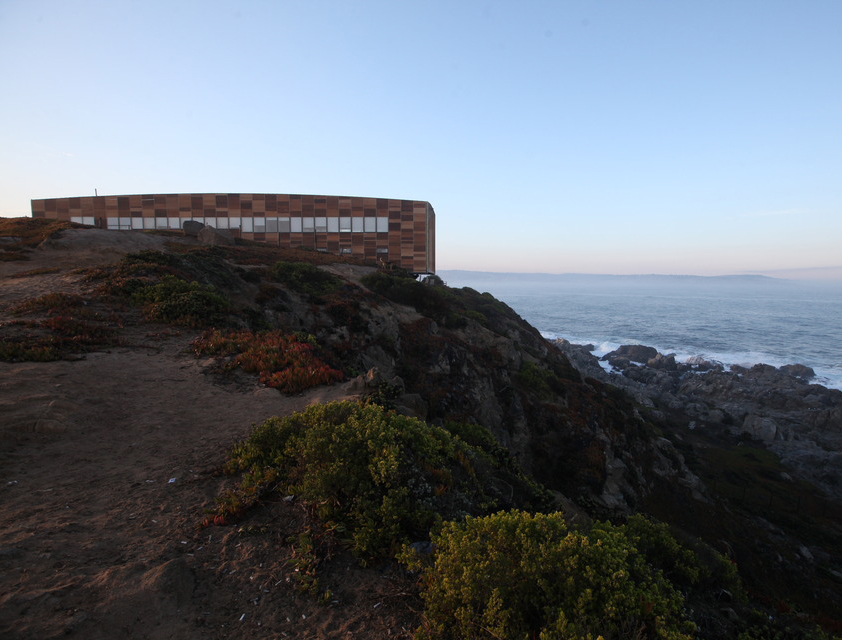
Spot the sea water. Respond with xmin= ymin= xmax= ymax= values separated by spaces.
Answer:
xmin=438 ymin=271 xmax=842 ymax=391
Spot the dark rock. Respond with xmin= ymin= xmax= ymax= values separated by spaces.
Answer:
xmin=197 ymin=225 xmax=235 ymax=246
xmin=609 ymin=356 xmax=631 ymax=370
xmin=647 ymin=353 xmax=677 ymax=371
xmin=685 ymin=356 xmax=722 ymax=372
xmin=603 ymin=345 xmax=658 ymax=364
xmin=554 ymin=337 xmax=842 ymax=503
xmin=779 ymin=363 xmax=815 ymax=380
xmin=182 ymin=220 xmax=205 ymax=236
xmin=748 ymin=363 xmax=779 ymax=379
xmin=741 ymin=414 xmax=779 ymax=442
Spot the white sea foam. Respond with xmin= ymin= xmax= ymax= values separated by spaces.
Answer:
xmin=541 ymin=330 xmax=842 ymax=391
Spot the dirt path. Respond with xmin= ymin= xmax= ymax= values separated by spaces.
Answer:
xmin=0 ymin=233 xmax=418 ymax=639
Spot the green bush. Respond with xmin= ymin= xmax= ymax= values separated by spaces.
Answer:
xmin=269 ymin=261 xmax=340 ymax=297
xmin=133 ymin=275 xmax=228 ymax=327
xmin=361 ymin=271 xmax=448 ymax=317
xmin=515 ymin=360 xmax=563 ymax=400
xmin=222 ymin=402 xmax=540 ymax=557
xmin=622 ymin=514 xmax=703 ymax=587
xmin=402 ymin=510 xmax=696 ymax=640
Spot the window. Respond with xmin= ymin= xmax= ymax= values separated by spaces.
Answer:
xmin=278 ymin=218 xmax=290 ymax=232
xmin=303 ymin=217 xmax=315 ymax=232
xmin=155 ymin=217 xmax=168 ymax=229
xmin=352 ymin=218 xmax=364 ymax=232
xmin=315 ymin=217 xmax=327 ymax=232
xmin=205 ymin=217 xmax=216 ymax=228
xmin=228 ymin=217 xmax=241 ymax=230
xmin=216 ymin=217 xmax=229 ymax=230
xmin=107 ymin=218 xmax=120 ymax=230
xmin=327 ymin=217 xmax=339 ymax=232
xmin=265 ymin=218 xmax=278 ymax=233
xmin=132 ymin=218 xmax=145 ymax=230
xmin=253 ymin=218 xmax=266 ymax=232
xmin=377 ymin=217 xmax=388 ymax=232
xmin=169 ymin=217 xmax=181 ymax=229
xmin=339 ymin=217 xmax=351 ymax=232
xmin=340 ymin=247 xmax=352 ymax=254
xmin=364 ymin=217 xmax=376 ymax=232
xmin=291 ymin=217 xmax=302 ymax=232
xmin=376 ymin=247 xmax=388 ymax=254
xmin=242 ymin=217 xmax=253 ymax=232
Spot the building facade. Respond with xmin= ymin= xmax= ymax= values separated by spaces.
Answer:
xmin=31 ymin=193 xmax=436 ymax=273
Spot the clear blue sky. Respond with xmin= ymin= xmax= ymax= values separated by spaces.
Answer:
xmin=2 ymin=0 xmax=840 ymax=277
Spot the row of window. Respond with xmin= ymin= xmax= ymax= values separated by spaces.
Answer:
xmin=87 ymin=216 xmax=392 ymax=233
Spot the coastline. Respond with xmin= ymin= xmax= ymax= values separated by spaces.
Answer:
xmin=551 ymin=337 xmax=842 ymax=504
xmin=440 ymin=270 xmax=842 ymax=394
xmin=541 ymin=331 xmax=842 ymax=393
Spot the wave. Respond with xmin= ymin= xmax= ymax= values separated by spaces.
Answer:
xmin=540 ymin=330 xmax=842 ymax=391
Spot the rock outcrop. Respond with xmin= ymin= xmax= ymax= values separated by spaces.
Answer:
xmin=554 ymin=339 xmax=842 ymax=502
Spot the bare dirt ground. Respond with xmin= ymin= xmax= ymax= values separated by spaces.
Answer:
xmin=0 ymin=231 xmax=419 ymax=639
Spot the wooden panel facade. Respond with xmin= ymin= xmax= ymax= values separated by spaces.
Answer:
xmin=31 ymin=193 xmax=436 ymax=273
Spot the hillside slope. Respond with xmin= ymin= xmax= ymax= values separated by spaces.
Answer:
xmin=1 ymin=220 xmax=839 ymax=639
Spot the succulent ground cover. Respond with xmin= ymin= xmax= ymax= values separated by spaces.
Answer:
xmin=192 ymin=329 xmax=344 ymax=394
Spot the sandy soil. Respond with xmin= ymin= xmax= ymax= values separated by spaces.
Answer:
xmin=0 ymin=231 xmax=419 ymax=639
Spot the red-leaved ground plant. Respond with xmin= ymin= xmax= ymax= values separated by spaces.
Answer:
xmin=192 ymin=329 xmax=343 ymax=394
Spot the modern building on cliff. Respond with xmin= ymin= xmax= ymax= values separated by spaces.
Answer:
xmin=31 ymin=193 xmax=436 ymax=274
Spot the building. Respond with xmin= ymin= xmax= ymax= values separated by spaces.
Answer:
xmin=31 ymin=193 xmax=436 ymax=274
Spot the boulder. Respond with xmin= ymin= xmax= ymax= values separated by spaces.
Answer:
xmin=197 ymin=225 xmax=235 ymax=246
xmin=182 ymin=220 xmax=205 ymax=236
xmin=685 ymin=356 xmax=723 ymax=372
xmin=603 ymin=345 xmax=658 ymax=364
xmin=741 ymin=414 xmax=779 ymax=442
xmin=609 ymin=356 xmax=631 ymax=370
xmin=779 ymin=363 xmax=815 ymax=380
xmin=647 ymin=353 xmax=677 ymax=371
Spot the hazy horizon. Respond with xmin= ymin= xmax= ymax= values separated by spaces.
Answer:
xmin=439 ymin=267 xmax=842 ymax=282
xmin=2 ymin=1 xmax=840 ymax=277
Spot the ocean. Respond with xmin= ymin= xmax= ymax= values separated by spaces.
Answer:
xmin=438 ymin=271 xmax=842 ymax=391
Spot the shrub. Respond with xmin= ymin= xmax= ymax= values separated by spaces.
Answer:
xmin=192 ymin=329 xmax=343 ymax=394
xmin=0 ymin=337 xmax=61 ymax=362
xmin=269 ymin=261 xmax=340 ymax=297
xmin=11 ymin=293 xmax=84 ymax=315
xmin=40 ymin=316 xmax=117 ymax=344
xmin=221 ymin=402 xmax=537 ymax=557
xmin=361 ymin=271 xmax=448 ymax=317
xmin=622 ymin=514 xmax=703 ymax=587
xmin=0 ymin=316 xmax=119 ymax=362
xmin=402 ymin=510 xmax=696 ymax=640
xmin=133 ymin=275 xmax=228 ymax=327
xmin=515 ymin=360 xmax=559 ymax=400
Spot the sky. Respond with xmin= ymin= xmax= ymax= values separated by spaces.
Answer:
xmin=1 ymin=1 xmax=841 ymax=277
